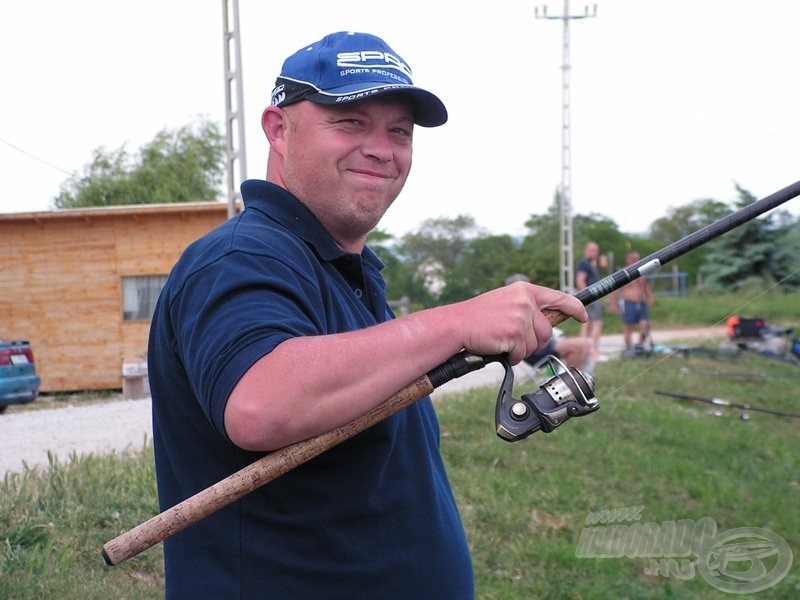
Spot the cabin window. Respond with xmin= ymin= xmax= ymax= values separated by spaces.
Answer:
xmin=122 ymin=275 xmax=167 ymax=321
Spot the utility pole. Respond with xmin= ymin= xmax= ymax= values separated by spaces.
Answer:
xmin=535 ymin=0 xmax=596 ymax=292
xmin=222 ymin=0 xmax=247 ymax=218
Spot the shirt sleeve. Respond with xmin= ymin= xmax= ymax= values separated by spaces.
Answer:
xmin=170 ymin=247 xmax=328 ymax=438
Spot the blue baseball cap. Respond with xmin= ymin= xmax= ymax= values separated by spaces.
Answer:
xmin=270 ymin=31 xmax=448 ymax=128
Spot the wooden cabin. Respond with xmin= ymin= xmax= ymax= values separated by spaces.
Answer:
xmin=0 ymin=203 xmax=229 ymax=393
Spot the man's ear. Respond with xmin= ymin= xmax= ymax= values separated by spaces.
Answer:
xmin=262 ymin=106 xmax=288 ymax=150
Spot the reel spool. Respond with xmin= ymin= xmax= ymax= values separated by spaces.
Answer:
xmin=495 ymin=355 xmax=599 ymax=442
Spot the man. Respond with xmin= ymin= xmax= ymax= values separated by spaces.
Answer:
xmin=149 ymin=31 xmax=586 ymax=598
xmin=614 ymin=250 xmax=655 ymax=356
xmin=575 ymin=241 xmax=604 ymax=361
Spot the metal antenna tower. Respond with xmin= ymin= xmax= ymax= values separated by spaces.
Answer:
xmin=536 ymin=1 xmax=596 ymax=292
xmin=222 ymin=0 xmax=247 ymax=218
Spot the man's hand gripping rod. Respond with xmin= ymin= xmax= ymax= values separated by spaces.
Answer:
xmin=101 ymin=179 xmax=800 ymax=567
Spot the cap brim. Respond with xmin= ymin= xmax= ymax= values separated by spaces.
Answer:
xmin=305 ymin=84 xmax=448 ymax=128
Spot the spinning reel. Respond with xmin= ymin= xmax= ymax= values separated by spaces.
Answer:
xmin=494 ymin=355 xmax=599 ymax=442
xmin=427 ymin=351 xmax=600 ymax=441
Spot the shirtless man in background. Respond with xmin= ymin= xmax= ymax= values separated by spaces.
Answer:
xmin=612 ymin=250 xmax=654 ymax=355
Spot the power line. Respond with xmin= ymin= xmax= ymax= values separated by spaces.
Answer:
xmin=0 ymin=136 xmax=73 ymax=176
xmin=535 ymin=1 xmax=597 ymax=293
xmin=221 ymin=0 xmax=247 ymax=219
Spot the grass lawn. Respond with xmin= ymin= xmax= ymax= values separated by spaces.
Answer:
xmin=439 ymin=350 xmax=800 ymax=598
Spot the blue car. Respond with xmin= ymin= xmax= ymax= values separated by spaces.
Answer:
xmin=0 ymin=340 xmax=41 ymax=414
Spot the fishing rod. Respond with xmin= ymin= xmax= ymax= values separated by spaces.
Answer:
xmin=101 ymin=178 xmax=800 ymax=567
xmin=654 ymin=389 xmax=800 ymax=419
xmin=677 ymin=367 xmax=800 ymax=381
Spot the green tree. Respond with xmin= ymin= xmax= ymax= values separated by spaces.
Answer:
xmin=699 ymin=185 xmax=800 ymax=293
xmin=53 ymin=117 xmax=225 ymax=208
xmin=519 ymin=195 xmax=629 ymax=287
xmin=648 ymin=198 xmax=731 ymax=285
xmin=367 ymin=228 xmax=431 ymax=307
xmin=439 ymin=234 xmax=520 ymax=304
xmin=519 ymin=198 xmax=561 ymax=288
xmin=399 ymin=215 xmax=487 ymax=305
xmin=649 ymin=198 xmax=731 ymax=242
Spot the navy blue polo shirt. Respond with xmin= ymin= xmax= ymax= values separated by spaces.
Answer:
xmin=148 ymin=180 xmax=474 ymax=599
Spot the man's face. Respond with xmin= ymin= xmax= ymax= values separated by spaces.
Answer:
xmin=279 ymin=96 xmax=414 ymax=250
xmin=586 ymin=243 xmax=599 ymax=260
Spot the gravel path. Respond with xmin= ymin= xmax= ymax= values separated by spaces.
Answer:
xmin=0 ymin=398 xmax=152 ymax=476
xmin=1 ymin=326 xmax=726 ymax=477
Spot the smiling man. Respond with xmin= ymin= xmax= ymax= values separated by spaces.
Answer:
xmin=148 ymin=31 xmax=586 ymax=598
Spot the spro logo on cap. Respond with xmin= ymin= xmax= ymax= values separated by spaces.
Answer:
xmin=271 ymin=84 xmax=286 ymax=106
xmin=336 ymin=51 xmax=413 ymax=79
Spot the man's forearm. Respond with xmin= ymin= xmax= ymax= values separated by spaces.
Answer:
xmin=224 ymin=307 xmax=467 ymax=451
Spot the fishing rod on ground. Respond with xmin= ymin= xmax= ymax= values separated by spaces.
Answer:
xmin=676 ymin=366 xmax=800 ymax=380
xmin=654 ymin=389 xmax=800 ymax=419
xmin=101 ymin=178 xmax=800 ymax=567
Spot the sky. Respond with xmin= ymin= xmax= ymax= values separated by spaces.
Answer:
xmin=2 ymin=0 xmax=798 ymax=239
